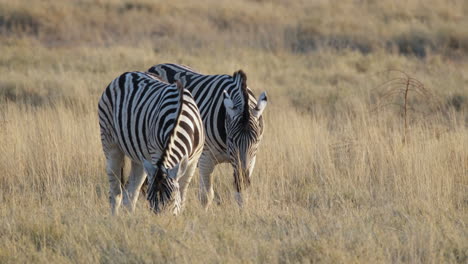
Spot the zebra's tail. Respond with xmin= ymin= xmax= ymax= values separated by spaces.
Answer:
xmin=146 ymin=80 xmax=186 ymax=213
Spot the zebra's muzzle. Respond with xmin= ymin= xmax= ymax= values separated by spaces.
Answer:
xmin=234 ymin=169 xmax=251 ymax=192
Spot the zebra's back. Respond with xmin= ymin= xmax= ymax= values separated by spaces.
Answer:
xmin=147 ymin=64 xmax=262 ymax=155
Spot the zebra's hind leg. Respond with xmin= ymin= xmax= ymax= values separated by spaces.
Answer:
xmin=198 ymin=153 xmax=215 ymax=209
xmin=122 ymin=160 xmax=146 ymax=212
xmin=105 ymin=146 xmax=125 ymax=215
xmin=178 ymin=157 xmax=200 ymax=211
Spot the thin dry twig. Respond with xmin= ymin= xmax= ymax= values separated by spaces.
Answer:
xmin=371 ymin=70 xmax=437 ymax=143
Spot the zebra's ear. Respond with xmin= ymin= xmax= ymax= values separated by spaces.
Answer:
xmin=223 ymin=90 xmax=238 ymax=118
xmin=167 ymin=155 xmax=189 ymax=180
xmin=143 ymin=160 xmax=158 ymax=183
xmin=253 ymin=91 xmax=267 ymax=118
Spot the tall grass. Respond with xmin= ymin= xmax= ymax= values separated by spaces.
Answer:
xmin=0 ymin=0 xmax=467 ymax=263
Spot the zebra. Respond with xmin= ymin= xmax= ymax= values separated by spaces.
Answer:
xmin=98 ymin=71 xmax=204 ymax=215
xmin=147 ymin=63 xmax=267 ymax=208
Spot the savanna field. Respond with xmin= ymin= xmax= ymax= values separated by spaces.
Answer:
xmin=0 ymin=0 xmax=467 ymax=263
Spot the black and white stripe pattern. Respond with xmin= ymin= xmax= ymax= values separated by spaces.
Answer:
xmin=147 ymin=63 xmax=267 ymax=207
xmin=98 ymin=71 xmax=204 ymax=215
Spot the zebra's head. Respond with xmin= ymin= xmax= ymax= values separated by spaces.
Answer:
xmin=143 ymin=156 xmax=188 ymax=215
xmin=223 ymin=70 xmax=268 ymax=200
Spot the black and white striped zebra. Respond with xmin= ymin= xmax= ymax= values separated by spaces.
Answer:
xmin=98 ymin=71 xmax=204 ymax=215
xmin=147 ymin=63 xmax=267 ymax=208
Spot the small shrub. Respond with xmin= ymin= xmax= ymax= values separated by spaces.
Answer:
xmin=371 ymin=70 xmax=438 ymax=143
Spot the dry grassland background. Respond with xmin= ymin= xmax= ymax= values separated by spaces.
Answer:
xmin=0 ymin=0 xmax=467 ymax=263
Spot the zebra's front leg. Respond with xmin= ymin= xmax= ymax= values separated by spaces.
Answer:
xmin=105 ymin=147 xmax=125 ymax=215
xmin=122 ymin=160 xmax=146 ymax=212
xmin=198 ymin=153 xmax=215 ymax=209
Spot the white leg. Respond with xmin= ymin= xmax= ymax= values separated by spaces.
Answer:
xmin=122 ymin=160 xmax=146 ymax=212
xmin=105 ymin=146 xmax=125 ymax=215
xmin=198 ymin=152 xmax=216 ymax=209
xmin=177 ymin=158 xmax=199 ymax=210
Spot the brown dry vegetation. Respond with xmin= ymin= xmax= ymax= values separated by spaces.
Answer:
xmin=0 ymin=0 xmax=467 ymax=263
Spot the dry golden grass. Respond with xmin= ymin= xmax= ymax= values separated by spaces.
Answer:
xmin=0 ymin=0 xmax=467 ymax=263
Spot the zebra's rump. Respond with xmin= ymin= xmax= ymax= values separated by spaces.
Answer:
xmin=98 ymin=71 xmax=204 ymax=166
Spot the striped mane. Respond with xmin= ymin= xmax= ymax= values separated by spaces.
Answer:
xmin=144 ymin=71 xmax=168 ymax=84
xmin=233 ymin=70 xmax=250 ymax=127
xmin=157 ymin=81 xmax=185 ymax=168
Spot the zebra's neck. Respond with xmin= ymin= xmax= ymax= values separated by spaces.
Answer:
xmin=182 ymin=74 xmax=246 ymax=110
